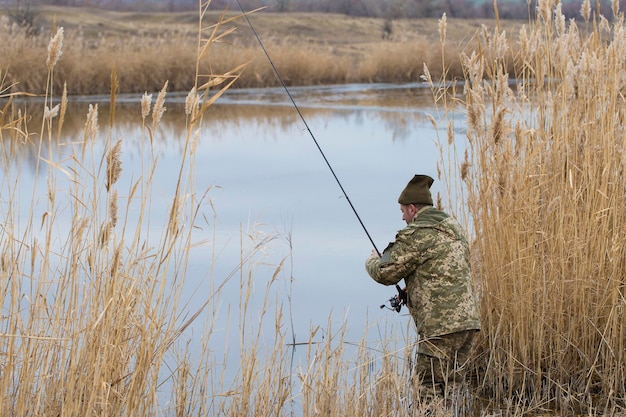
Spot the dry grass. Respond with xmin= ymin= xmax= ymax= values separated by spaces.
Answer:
xmin=0 ymin=3 xmax=246 ymax=415
xmin=431 ymin=1 xmax=626 ymax=414
xmin=3 ymin=0 xmax=626 ymax=415
xmin=0 ymin=5 xmax=524 ymax=95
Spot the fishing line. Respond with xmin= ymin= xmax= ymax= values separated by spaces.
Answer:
xmin=233 ymin=0 xmax=381 ymax=256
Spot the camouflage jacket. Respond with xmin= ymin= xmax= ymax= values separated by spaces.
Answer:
xmin=366 ymin=206 xmax=481 ymax=337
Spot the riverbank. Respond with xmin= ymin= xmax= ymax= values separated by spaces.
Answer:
xmin=0 ymin=5 xmax=523 ymax=95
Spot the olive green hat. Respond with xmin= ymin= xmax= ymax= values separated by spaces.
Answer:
xmin=398 ymin=174 xmax=434 ymax=205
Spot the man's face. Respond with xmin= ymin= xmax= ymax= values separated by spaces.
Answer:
xmin=400 ymin=204 xmax=417 ymax=224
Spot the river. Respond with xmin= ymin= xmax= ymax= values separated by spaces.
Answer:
xmin=2 ymin=82 xmax=468 ymax=411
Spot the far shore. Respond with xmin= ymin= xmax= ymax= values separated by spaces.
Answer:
xmin=0 ymin=6 xmax=523 ymax=96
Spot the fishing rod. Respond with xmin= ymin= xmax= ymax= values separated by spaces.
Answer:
xmin=233 ymin=0 xmax=381 ymax=257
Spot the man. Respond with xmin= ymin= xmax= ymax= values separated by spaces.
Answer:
xmin=365 ymin=174 xmax=481 ymax=403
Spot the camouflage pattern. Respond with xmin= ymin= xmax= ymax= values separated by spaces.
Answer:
xmin=365 ymin=206 xmax=481 ymax=337
xmin=411 ymin=330 xmax=478 ymax=403
xmin=412 ymin=330 xmax=478 ymax=390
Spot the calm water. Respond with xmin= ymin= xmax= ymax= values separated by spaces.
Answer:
xmin=3 ymin=83 xmax=467 ymax=406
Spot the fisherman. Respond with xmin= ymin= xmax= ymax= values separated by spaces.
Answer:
xmin=365 ymin=174 xmax=481 ymax=405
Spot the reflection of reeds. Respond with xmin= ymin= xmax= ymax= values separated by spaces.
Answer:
xmin=105 ymin=138 xmax=122 ymax=191
xmin=46 ymin=27 xmax=63 ymax=71
xmin=7 ymin=91 xmax=436 ymax=175
xmin=433 ymin=0 xmax=626 ymax=414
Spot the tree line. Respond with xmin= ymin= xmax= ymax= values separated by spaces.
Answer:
xmin=3 ymin=0 xmax=623 ymax=21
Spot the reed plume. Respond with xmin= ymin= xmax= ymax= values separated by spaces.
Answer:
xmin=141 ymin=92 xmax=152 ymax=120
xmin=105 ymin=138 xmax=123 ymax=192
xmin=185 ymin=86 xmax=199 ymax=117
xmin=438 ymin=13 xmax=447 ymax=44
xmin=152 ymin=81 xmax=168 ymax=131
xmin=46 ymin=27 xmax=63 ymax=70
xmin=84 ymin=103 xmax=99 ymax=143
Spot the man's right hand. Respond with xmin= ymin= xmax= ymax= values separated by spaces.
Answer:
xmin=396 ymin=285 xmax=407 ymax=305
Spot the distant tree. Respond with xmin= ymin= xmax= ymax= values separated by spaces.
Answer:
xmin=42 ymin=0 xmax=74 ymax=5
xmin=382 ymin=18 xmax=393 ymax=39
xmin=388 ymin=0 xmax=416 ymax=18
xmin=8 ymin=0 xmax=39 ymax=35
xmin=434 ymin=0 xmax=484 ymax=18
xmin=414 ymin=0 xmax=438 ymax=17
xmin=496 ymin=0 xmax=533 ymax=20
xmin=332 ymin=0 xmax=369 ymax=16
xmin=24 ymin=0 xmax=621 ymax=20
xmin=476 ymin=0 xmax=495 ymax=18
xmin=335 ymin=0 xmax=352 ymax=15
xmin=276 ymin=0 xmax=289 ymax=12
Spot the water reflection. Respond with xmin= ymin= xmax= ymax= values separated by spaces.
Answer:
xmin=2 ymin=83 xmax=466 ymax=404
xmin=5 ymin=83 xmax=437 ymax=163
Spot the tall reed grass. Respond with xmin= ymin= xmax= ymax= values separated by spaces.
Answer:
xmin=430 ymin=1 xmax=626 ymax=414
xmin=0 ymin=3 xmax=250 ymax=415
xmin=0 ymin=7 xmax=516 ymax=95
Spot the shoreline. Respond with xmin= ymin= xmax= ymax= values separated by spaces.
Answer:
xmin=0 ymin=7 xmax=522 ymax=95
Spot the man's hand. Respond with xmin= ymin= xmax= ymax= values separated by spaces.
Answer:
xmin=396 ymin=285 xmax=407 ymax=305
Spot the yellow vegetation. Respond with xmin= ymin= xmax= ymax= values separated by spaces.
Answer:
xmin=0 ymin=6 xmax=523 ymax=95
xmin=1 ymin=0 xmax=625 ymax=415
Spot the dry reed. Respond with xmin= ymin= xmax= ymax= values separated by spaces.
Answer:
xmin=0 ymin=2 xmax=251 ymax=415
xmin=0 ymin=9 xmax=521 ymax=95
xmin=431 ymin=0 xmax=626 ymax=414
